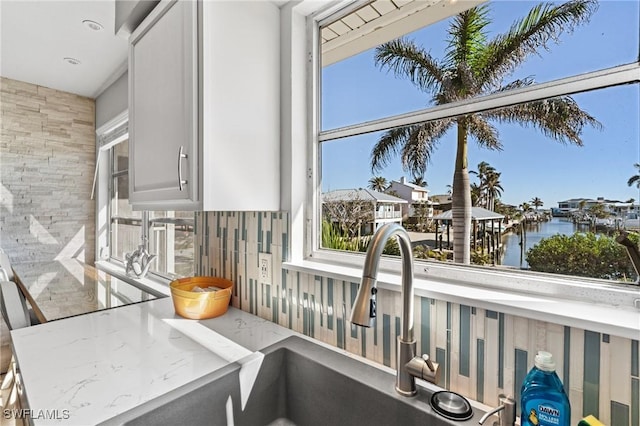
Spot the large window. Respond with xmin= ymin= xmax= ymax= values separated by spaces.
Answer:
xmin=99 ymin=119 xmax=194 ymax=280
xmin=317 ymin=0 xmax=640 ymax=285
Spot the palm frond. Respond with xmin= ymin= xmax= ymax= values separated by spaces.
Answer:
xmin=484 ymin=96 xmax=602 ymax=146
xmin=445 ymin=6 xmax=491 ymax=76
xmin=375 ymin=38 xmax=445 ymax=95
xmin=467 ymin=115 xmax=502 ymax=150
xmin=400 ymin=119 xmax=453 ymax=176
xmin=477 ymin=0 xmax=598 ymax=90
xmin=496 ymin=77 xmax=536 ymax=92
xmin=371 ymin=126 xmax=415 ymax=172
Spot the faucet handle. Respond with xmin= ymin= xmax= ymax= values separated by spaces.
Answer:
xmin=405 ymin=354 xmax=440 ymax=385
xmin=421 ymin=354 xmax=435 ymax=371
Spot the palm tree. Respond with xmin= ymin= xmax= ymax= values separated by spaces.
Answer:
xmin=520 ymin=202 xmax=531 ymax=213
xmin=484 ymin=171 xmax=503 ymax=211
xmin=627 ymin=163 xmax=640 ymax=188
xmin=530 ymin=197 xmax=544 ymax=211
xmin=470 ymin=182 xmax=482 ymax=207
xmin=370 ymin=1 xmax=600 ymax=264
xmin=410 ymin=175 xmax=427 ymax=187
xmin=368 ymin=176 xmax=388 ymax=192
xmin=470 ymin=161 xmax=496 ymax=208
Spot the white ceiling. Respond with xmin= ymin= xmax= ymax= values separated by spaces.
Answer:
xmin=0 ymin=1 xmax=129 ymax=99
xmin=0 ymin=0 xmax=291 ymax=99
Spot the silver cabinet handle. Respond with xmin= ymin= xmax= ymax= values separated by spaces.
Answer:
xmin=178 ymin=146 xmax=188 ymax=191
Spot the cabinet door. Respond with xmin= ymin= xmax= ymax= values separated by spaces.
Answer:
xmin=129 ymin=0 xmax=198 ymax=209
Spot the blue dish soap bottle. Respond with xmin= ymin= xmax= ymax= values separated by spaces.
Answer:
xmin=521 ymin=351 xmax=570 ymax=426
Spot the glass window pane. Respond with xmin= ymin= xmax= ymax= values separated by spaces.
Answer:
xmin=109 ymin=139 xmax=141 ymax=261
xmin=112 ymin=139 xmax=129 ymax=173
xmin=321 ymin=0 xmax=639 ymax=130
xmin=320 ymin=83 xmax=640 ymax=284
xmin=110 ymin=172 xmax=141 ymax=261
xmin=148 ymin=211 xmax=194 ymax=278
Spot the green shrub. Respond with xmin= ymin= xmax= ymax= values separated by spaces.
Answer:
xmin=322 ymin=220 xmax=367 ymax=252
xmin=471 ymin=249 xmax=492 ymax=265
xmin=526 ymin=232 xmax=638 ymax=281
xmin=413 ymin=245 xmax=451 ymax=262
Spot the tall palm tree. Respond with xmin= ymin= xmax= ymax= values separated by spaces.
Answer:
xmin=470 ymin=161 xmax=496 ymax=208
xmin=530 ymin=197 xmax=544 ymax=211
xmin=627 ymin=163 xmax=640 ymax=188
xmin=484 ymin=171 xmax=503 ymax=211
xmin=370 ymin=1 xmax=600 ymax=264
xmin=368 ymin=176 xmax=388 ymax=192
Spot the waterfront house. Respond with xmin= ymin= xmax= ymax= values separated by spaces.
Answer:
xmin=554 ymin=197 xmax=634 ymax=217
xmin=385 ymin=177 xmax=433 ymax=221
xmin=322 ymin=188 xmax=406 ymax=235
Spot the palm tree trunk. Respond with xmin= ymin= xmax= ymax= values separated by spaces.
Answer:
xmin=452 ymin=119 xmax=471 ymax=264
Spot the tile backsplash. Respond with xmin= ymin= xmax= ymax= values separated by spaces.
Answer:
xmin=196 ymin=211 xmax=638 ymax=426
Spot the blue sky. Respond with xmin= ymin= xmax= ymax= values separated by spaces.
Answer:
xmin=321 ymin=0 xmax=640 ymax=207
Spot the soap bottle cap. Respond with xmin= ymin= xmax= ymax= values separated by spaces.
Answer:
xmin=534 ymin=351 xmax=556 ymax=372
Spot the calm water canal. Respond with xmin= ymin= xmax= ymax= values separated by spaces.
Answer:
xmin=500 ymin=217 xmax=589 ymax=268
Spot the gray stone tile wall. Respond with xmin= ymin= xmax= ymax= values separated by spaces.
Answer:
xmin=0 ymin=77 xmax=95 ymax=265
xmin=0 ymin=77 xmax=95 ymax=373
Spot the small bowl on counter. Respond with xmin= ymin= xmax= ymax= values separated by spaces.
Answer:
xmin=169 ymin=276 xmax=233 ymax=320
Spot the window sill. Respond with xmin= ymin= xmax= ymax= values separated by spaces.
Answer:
xmin=95 ymin=260 xmax=172 ymax=297
xmin=283 ymin=258 xmax=640 ymax=340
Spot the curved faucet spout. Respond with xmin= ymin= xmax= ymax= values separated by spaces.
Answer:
xmin=350 ymin=223 xmax=414 ymax=342
xmin=350 ymin=223 xmax=439 ymax=395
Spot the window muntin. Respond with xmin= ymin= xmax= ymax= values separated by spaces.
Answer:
xmin=321 ymin=0 xmax=640 ymax=131
xmin=317 ymin=1 xmax=640 ymax=286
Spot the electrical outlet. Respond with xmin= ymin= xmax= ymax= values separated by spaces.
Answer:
xmin=258 ymin=252 xmax=272 ymax=284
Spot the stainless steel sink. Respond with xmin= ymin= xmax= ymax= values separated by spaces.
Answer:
xmin=102 ymin=336 xmax=481 ymax=426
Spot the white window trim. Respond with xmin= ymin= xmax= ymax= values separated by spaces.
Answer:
xmin=95 ymin=110 xmax=130 ymax=264
xmin=281 ymin=0 xmax=640 ymax=341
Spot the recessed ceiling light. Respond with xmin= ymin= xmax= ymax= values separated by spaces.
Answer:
xmin=83 ymin=19 xmax=104 ymax=31
xmin=63 ymin=57 xmax=81 ymax=65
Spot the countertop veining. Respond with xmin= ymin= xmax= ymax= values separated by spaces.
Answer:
xmin=10 ymin=297 xmax=293 ymax=425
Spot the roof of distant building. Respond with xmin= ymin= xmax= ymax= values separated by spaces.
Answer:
xmin=322 ymin=188 xmax=408 ymax=204
xmin=389 ymin=177 xmax=429 ymax=192
xmin=558 ymin=197 xmax=624 ymax=204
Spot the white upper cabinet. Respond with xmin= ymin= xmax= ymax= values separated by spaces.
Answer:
xmin=129 ymin=0 xmax=280 ymax=211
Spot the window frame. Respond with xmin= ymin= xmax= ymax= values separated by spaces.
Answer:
xmin=287 ymin=0 xmax=640 ymax=339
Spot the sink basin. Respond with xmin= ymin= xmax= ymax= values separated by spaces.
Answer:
xmin=102 ymin=336 xmax=481 ymax=426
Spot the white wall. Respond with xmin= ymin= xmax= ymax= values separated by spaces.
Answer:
xmin=96 ymin=71 xmax=128 ymax=130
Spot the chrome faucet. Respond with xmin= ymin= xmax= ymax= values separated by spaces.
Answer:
xmin=350 ymin=223 xmax=440 ymax=396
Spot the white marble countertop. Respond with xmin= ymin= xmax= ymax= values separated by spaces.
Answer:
xmin=10 ymin=297 xmax=293 ymax=425
xmin=12 ymin=259 xmax=161 ymax=322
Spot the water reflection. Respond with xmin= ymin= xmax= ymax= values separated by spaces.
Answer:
xmin=500 ymin=218 xmax=594 ymax=268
